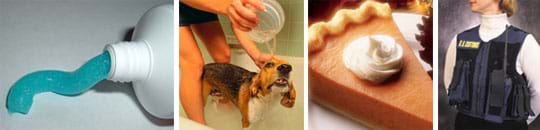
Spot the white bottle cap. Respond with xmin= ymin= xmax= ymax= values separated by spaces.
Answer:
xmin=105 ymin=41 xmax=153 ymax=82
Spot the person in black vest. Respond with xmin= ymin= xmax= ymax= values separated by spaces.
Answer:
xmin=444 ymin=0 xmax=540 ymax=129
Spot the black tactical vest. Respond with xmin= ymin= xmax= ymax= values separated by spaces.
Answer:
xmin=448 ymin=25 xmax=534 ymax=123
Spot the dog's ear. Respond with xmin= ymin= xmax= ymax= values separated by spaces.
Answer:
xmin=288 ymin=81 xmax=296 ymax=100
xmin=281 ymin=80 xmax=296 ymax=108
xmin=250 ymin=86 xmax=259 ymax=97
xmin=250 ymin=76 xmax=261 ymax=97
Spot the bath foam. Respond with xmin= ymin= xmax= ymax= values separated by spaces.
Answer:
xmin=6 ymin=51 xmax=111 ymax=114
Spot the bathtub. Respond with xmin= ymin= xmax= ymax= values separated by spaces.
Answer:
xmin=179 ymin=48 xmax=305 ymax=130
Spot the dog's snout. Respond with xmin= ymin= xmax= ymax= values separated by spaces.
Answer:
xmin=278 ymin=64 xmax=292 ymax=73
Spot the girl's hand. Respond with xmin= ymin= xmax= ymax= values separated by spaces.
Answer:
xmin=255 ymin=53 xmax=278 ymax=68
xmin=226 ymin=0 xmax=265 ymax=31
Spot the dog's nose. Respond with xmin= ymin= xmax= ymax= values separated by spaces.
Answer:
xmin=278 ymin=64 xmax=292 ymax=73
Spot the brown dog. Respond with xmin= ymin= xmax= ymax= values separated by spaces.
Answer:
xmin=201 ymin=58 xmax=296 ymax=129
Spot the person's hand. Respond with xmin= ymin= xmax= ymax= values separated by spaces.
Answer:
xmin=255 ymin=53 xmax=278 ymax=68
xmin=226 ymin=0 xmax=265 ymax=31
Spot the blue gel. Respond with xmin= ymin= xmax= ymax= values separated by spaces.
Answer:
xmin=6 ymin=51 xmax=111 ymax=114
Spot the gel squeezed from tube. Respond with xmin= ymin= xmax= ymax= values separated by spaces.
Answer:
xmin=6 ymin=51 xmax=111 ymax=114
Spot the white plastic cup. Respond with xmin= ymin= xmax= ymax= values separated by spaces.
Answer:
xmin=247 ymin=0 xmax=285 ymax=43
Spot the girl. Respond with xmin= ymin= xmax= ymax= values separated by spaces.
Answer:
xmin=445 ymin=0 xmax=540 ymax=129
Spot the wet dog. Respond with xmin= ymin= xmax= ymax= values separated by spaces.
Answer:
xmin=201 ymin=58 xmax=296 ymax=129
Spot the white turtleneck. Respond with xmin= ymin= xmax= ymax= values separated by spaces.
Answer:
xmin=478 ymin=14 xmax=510 ymax=41
xmin=444 ymin=13 xmax=540 ymax=124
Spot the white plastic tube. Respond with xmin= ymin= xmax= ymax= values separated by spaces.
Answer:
xmin=105 ymin=4 xmax=173 ymax=119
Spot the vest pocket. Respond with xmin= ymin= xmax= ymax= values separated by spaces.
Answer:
xmin=448 ymin=60 xmax=471 ymax=106
xmin=485 ymin=69 xmax=507 ymax=123
xmin=508 ymin=75 xmax=534 ymax=118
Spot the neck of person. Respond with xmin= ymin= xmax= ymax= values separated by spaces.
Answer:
xmin=479 ymin=12 xmax=509 ymax=41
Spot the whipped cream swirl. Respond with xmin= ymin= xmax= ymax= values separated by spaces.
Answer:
xmin=342 ymin=35 xmax=403 ymax=83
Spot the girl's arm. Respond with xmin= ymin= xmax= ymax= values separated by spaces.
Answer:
xmin=519 ymin=34 xmax=540 ymax=124
xmin=181 ymin=0 xmax=264 ymax=31
xmin=444 ymin=36 xmax=457 ymax=91
xmin=180 ymin=0 xmax=231 ymax=15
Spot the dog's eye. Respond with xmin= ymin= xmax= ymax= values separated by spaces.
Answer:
xmin=265 ymin=63 xmax=274 ymax=68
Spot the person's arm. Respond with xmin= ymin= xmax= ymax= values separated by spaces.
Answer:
xmin=443 ymin=36 xmax=457 ymax=91
xmin=232 ymin=27 xmax=273 ymax=68
xmin=181 ymin=0 xmax=231 ymax=15
xmin=181 ymin=0 xmax=264 ymax=31
xmin=519 ymin=34 xmax=540 ymax=124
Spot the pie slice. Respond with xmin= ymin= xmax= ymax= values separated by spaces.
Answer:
xmin=308 ymin=1 xmax=433 ymax=129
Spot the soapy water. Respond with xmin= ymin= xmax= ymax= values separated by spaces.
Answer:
xmin=6 ymin=51 xmax=111 ymax=114
xmin=248 ymin=0 xmax=283 ymax=43
xmin=248 ymin=29 xmax=277 ymax=43
xmin=205 ymin=93 xmax=295 ymax=130
xmin=247 ymin=17 xmax=275 ymax=43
